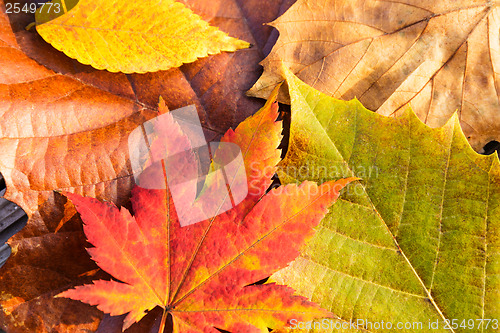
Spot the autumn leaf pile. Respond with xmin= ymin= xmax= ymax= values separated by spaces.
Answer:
xmin=0 ymin=0 xmax=499 ymax=333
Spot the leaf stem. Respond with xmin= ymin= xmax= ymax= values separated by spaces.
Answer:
xmin=25 ymin=22 xmax=36 ymax=31
xmin=61 ymin=0 xmax=68 ymax=13
xmin=158 ymin=307 xmax=168 ymax=333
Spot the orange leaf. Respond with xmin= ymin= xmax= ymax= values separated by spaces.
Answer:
xmin=54 ymin=199 xmax=77 ymax=233
xmin=0 ymin=1 xmax=296 ymax=331
xmin=59 ymin=92 xmax=356 ymax=332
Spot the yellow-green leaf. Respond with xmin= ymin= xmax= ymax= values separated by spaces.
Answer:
xmin=272 ymin=67 xmax=500 ymax=332
xmin=35 ymin=0 xmax=249 ymax=73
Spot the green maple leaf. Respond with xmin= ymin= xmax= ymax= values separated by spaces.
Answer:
xmin=271 ymin=67 xmax=500 ymax=332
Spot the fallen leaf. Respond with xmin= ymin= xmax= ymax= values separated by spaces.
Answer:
xmin=0 ymin=2 xmax=155 ymax=330
xmin=59 ymin=89 xmax=355 ymax=332
xmin=53 ymin=199 xmax=76 ymax=233
xmin=0 ymin=0 xmax=297 ymax=331
xmin=270 ymin=68 xmax=500 ymax=332
xmin=7 ymin=0 xmax=296 ymax=133
xmin=78 ymin=269 xmax=100 ymax=278
xmin=35 ymin=0 xmax=249 ymax=73
xmin=0 ymin=296 xmax=24 ymax=316
xmin=249 ymin=0 xmax=500 ymax=151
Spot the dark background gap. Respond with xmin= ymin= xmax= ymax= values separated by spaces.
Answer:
xmin=481 ymin=140 xmax=500 ymax=155
xmin=0 ymin=172 xmax=28 ymax=269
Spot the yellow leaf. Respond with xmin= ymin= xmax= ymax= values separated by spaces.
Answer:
xmin=35 ymin=0 xmax=250 ymax=73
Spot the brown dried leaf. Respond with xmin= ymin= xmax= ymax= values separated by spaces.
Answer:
xmin=249 ymin=0 xmax=500 ymax=151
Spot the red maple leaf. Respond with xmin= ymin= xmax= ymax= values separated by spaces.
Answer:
xmin=59 ymin=89 xmax=355 ymax=332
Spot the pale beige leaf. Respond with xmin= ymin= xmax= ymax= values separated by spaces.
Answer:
xmin=249 ymin=0 xmax=500 ymax=151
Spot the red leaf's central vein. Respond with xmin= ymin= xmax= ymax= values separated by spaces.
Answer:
xmin=168 ymin=99 xmax=276 ymax=305
xmin=170 ymin=183 xmax=337 ymax=309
